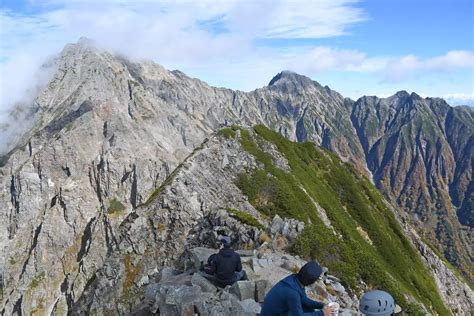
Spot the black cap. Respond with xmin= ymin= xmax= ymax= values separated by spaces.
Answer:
xmin=296 ymin=261 xmax=322 ymax=286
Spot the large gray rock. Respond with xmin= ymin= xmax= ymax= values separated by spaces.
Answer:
xmin=165 ymin=285 xmax=202 ymax=305
xmin=252 ymin=257 xmax=274 ymax=273
xmin=187 ymin=247 xmax=218 ymax=269
xmin=255 ymin=279 xmax=270 ymax=303
xmin=230 ymin=281 xmax=256 ymax=301
xmin=239 ymin=299 xmax=261 ymax=314
xmin=270 ymin=215 xmax=284 ymax=235
xmin=191 ymin=273 xmax=218 ymax=293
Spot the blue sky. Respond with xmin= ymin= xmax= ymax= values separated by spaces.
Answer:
xmin=1 ymin=0 xmax=473 ymax=109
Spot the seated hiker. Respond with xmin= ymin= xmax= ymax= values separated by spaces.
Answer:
xmin=260 ymin=261 xmax=333 ymax=316
xmin=359 ymin=290 xmax=402 ymax=316
xmin=204 ymin=236 xmax=247 ymax=287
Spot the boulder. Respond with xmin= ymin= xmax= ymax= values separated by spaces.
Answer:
xmin=159 ymin=266 xmax=177 ymax=282
xmin=191 ymin=272 xmax=218 ymax=293
xmin=271 ymin=215 xmax=284 ymax=234
xmin=155 ymin=304 xmax=178 ymax=316
xmin=236 ymin=249 xmax=255 ymax=257
xmin=281 ymin=258 xmax=299 ymax=272
xmin=255 ymin=279 xmax=270 ymax=303
xmin=138 ymin=275 xmax=150 ymax=287
xmin=230 ymin=281 xmax=256 ymax=301
xmin=130 ymin=302 xmax=153 ymax=316
xmin=239 ymin=299 xmax=262 ymax=314
xmin=165 ymin=285 xmax=202 ymax=305
xmin=144 ymin=283 xmax=162 ymax=302
xmin=187 ymin=247 xmax=218 ymax=268
xmin=252 ymin=257 xmax=273 ymax=272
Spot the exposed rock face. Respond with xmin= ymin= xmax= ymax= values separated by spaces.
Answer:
xmin=411 ymin=230 xmax=473 ymax=313
xmin=65 ymin=132 xmax=262 ymax=314
xmin=0 ymin=39 xmax=472 ymax=314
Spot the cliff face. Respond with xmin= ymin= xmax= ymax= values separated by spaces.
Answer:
xmin=0 ymin=40 xmax=472 ymax=314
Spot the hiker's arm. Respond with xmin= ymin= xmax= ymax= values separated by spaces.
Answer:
xmin=208 ymin=257 xmax=217 ymax=274
xmin=301 ymin=293 xmax=324 ymax=310
xmin=236 ymin=255 xmax=242 ymax=272
xmin=288 ymin=292 xmax=305 ymax=315
xmin=286 ymin=291 xmax=316 ymax=316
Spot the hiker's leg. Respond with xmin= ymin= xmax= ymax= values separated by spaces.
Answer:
xmin=235 ymin=270 xmax=248 ymax=281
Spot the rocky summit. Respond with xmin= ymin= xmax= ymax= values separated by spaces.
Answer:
xmin=0 ymin=39 xmax=473 ymax=315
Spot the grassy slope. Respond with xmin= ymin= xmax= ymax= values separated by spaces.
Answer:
xmin=234 ymin=125 xmax=449 ymax=315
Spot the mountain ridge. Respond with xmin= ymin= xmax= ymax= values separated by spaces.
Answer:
xmin=0 ymin=39 xmax=472 ymax=314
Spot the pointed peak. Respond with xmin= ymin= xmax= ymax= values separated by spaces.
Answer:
xmin=410 ymin=92 xmax=423 ymax=100
xmin=268 ymin=70 xmax=319 ymax=88
xmin=395 ymin=90 xmax=410 ymax=98
xmin=60 ymin=37 xmax=101 ymax=58
xmin=77 ymin=37 xmax=96 ymax=47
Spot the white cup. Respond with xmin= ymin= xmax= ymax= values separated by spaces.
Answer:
xmin=328 ymin=302 xmax=340 ymax=316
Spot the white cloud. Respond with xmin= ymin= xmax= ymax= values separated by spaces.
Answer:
xmin=443 ymin=93 xmax=474 ymax=107
xmin=383 ymin=51 xmax=474 ymax=82
xmin=254 ymin=0 xmax=367 ymax=38
xmin=287 ymin=47 xmax=366 ymax=73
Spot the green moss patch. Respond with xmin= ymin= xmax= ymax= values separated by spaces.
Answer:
xmin=218 ymin=126 xmax=238 ymax=139
xmin=226 ymin=208 xmax=264 ymax=229
xmin=30 ymin=272 xmax=45 ymax=289
xmin=107 ymin=198 xmax=125 ymax=214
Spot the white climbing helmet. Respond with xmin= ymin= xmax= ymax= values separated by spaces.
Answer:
xmin=359 ymin=290 xmax=402 ymax=316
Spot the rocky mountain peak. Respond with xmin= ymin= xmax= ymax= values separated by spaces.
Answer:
xmin=410 ymin=91 xmax=422 ymax=100
xmin=268 ymin=70 xmax=321 ymax=90
xmin=394 ymin=90 xmax=410 ymax=98
xmin=59 ymin=37 xmax=102 ymax=61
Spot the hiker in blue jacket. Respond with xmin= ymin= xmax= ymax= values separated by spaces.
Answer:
xmin=260 ymin=261 xmax=332 ymax=316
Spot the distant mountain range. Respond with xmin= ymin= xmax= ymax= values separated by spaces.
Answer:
xmin=0 ymin=38 xmax=472 ymax=314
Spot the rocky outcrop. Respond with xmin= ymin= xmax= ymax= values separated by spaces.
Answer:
xmin=415 ymin=234 xmax=474 ymax=314
xmin=131 ymin=246 xmax=360 ymax=316
xmin=67 ymin=132 xmax=263 ymax=314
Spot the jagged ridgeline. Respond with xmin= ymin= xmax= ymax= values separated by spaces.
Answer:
xmin=228 ymin=125 xmax=449 ymax=314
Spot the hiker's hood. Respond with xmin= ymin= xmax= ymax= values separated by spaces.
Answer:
xmin=219 ymin=247 xmax=235 ymax=257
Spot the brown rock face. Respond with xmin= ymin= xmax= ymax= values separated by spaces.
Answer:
xmin=351 ymin=93 xmax=473 ymax=280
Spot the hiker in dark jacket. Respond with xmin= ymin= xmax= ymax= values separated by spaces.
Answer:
xmin=206 ymin=236 xmax=247 ymax=287
xmin=260 ymin=261 xmax=332 ymax=316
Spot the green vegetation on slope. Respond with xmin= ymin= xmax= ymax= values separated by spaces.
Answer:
xmin=225 ymin=208 xmax=264 ymax=229
xmin=140 ymin=162 xmax=184 ymax=207
xmin=217 ymin=126 xmax=238 ymax=139
xmin=236 ymin=125 xmax=450 ymax=315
